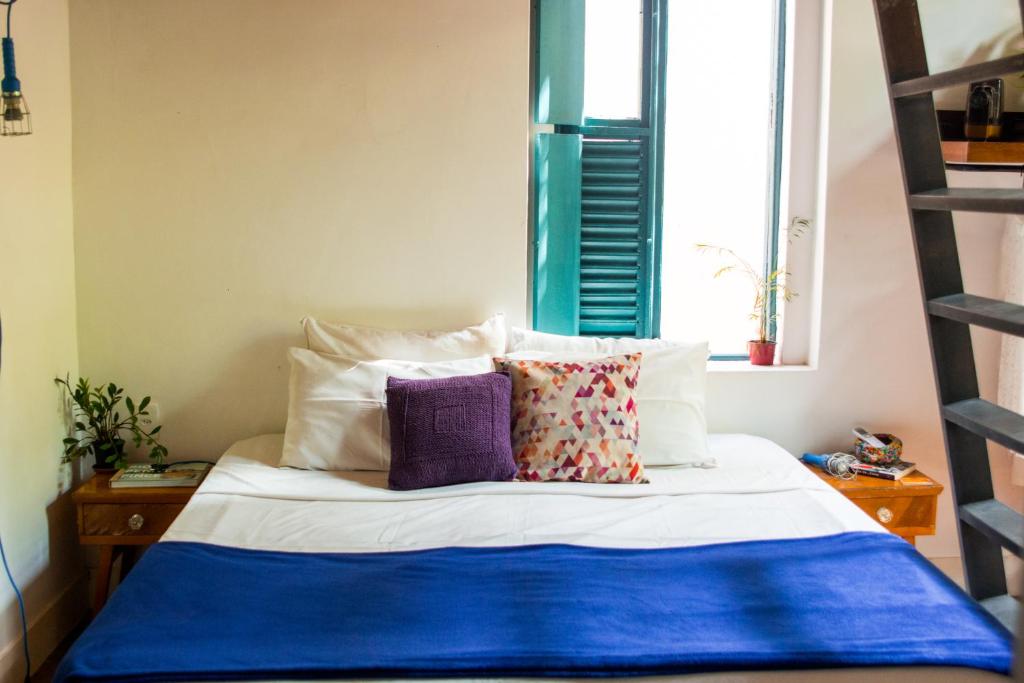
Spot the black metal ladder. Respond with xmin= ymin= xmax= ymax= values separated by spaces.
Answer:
xmin=872 ymin=1 xmax=1024 ymax=635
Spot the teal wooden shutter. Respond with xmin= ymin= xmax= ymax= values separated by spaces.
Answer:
xmin=532 ymin=0 xmax=585 ymax=334
xmin=535 ymin=0 xmax=584 ymax=126
xmin=579 ymin=137 xmax=649 ymax=337
xmin=531 ymin=0 xmax=664 ymax=338
xmin=533 ymin=133 xmax=582 ymax=335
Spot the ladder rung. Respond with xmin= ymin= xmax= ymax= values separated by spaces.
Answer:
xmin=928 ymin=293 xmax=1024 ymax=336
xmin=979 ymin=594 xmax=1020 ymax=634
xmin=892 ymin=54 xmax=1024 ymax=98
xmin=909 ymin=188 xmax=1024 ymax=214
xmin=960 ymin=500 xmax=1024 ymax=557
xmin=943 ymin=398 xmax=1024 ymax=453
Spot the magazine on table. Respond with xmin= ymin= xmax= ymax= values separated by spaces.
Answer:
xmin=110 ymin=463 xmax=212 ymax=488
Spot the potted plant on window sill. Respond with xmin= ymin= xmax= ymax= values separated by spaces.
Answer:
xmin=696 ymin=247 xmax=796 ymax=367
xmin=55 ymin=375 xmax=168 ymax=472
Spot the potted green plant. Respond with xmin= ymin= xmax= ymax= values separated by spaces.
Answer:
xmin=696 ymin=228 xmax=806 ymax=366
xmin=55 ymin=375 xmax=168 ymax=471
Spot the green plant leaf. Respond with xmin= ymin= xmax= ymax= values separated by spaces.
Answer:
xmin=149 ymin=444 xmax=168 ymax=465
xmin=55 ymin=375 xmax=167 ymax=469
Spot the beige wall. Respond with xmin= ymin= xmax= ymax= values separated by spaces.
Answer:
xmin=69 ymin=0 xmax=530 ymax=460
xmin=0 ymin=1 xmax=86 ymax=680
xmin=67 ymin=0 xmax=1010 ymax=569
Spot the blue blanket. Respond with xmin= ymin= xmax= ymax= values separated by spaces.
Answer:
xmin=56 ymin=532 xmax=1012 ymax=681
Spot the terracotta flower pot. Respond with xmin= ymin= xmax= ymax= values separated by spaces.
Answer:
xmin=748 ymin=340 xmax=777 ymax=366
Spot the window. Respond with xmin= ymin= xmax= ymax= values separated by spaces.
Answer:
xmin=532 ymin=0 xmax=790 ymax=359
xmin=660 ymin=1 xmax=786 ymax=356
xmin=583 ymin=0 xmax=643 ymax=120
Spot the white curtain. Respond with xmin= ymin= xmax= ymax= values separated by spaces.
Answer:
xmin=1000 ymin=215 xmax=1024 ymax=486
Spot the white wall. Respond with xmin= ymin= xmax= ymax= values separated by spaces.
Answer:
xmin=0 ymin=1 xmax=87 ymax=680
xmin=922 ymin=0 xmax=1024 ymax=111
xmin=69 ymin=0 xmax=530 ymax=460
xmin=706 ymin=0 xmax=1013 ymax=561
xmin=66 ymin=0 xmax=1009 ymax=568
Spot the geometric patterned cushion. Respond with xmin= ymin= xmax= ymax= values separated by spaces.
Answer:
xmin=493 ymin=353 xmax=647 ymax=484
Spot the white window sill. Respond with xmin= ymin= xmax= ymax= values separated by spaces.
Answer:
xmin=708 ymin=360 xmax=815 ymax=374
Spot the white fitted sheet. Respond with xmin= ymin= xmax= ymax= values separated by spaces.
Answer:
xmin=165 ymin=433 xmax=885 ymax=552
xmin=161 ymin=434 xmax=1002 ymax=683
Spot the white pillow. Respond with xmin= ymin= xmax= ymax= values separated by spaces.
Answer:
xmin=508 ymin=327 xmax=683 ymax=355
xmin=280 ymin=348 xmax=494 ymax=471
xmin=505 ymin=328 xmax=711 ymax=467
xmin=303 ymin=314 xmax=506 ymax=361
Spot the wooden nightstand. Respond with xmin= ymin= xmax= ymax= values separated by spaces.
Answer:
xmin=73 ymin=473 xmax=202 ymax=614
xmin=804 ymin=465 xmax=943 ymax=545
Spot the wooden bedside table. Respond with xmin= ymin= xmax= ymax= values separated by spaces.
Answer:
xmin=73 ymin=473 xmax=202 ymax=614
xmin=804 ymin=465 xmax=943 ymax=545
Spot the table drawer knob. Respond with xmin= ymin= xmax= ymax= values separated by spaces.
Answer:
xmin=128 ymin=513 xmax=145 ymax=531
xmin=876 ymin=506 xmax=893 ymax=524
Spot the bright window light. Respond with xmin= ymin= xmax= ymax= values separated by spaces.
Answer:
xmin=583 ymin=0 xmax=643 ymax=120
xmin=659 ymin=1 xmax=779 ymax=355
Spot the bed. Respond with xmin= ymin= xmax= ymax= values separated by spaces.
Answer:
xmin=55 ymin=433 xmax=1012 ymax=682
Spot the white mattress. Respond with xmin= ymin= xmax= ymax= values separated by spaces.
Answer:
xmin=161 ymin=434 xmax=1001 ymax=683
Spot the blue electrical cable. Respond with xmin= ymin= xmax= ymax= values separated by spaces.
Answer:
xmin=0 ymin=533 xmax=30 ymax=683
xmin=0 ymin=314 xmax=32 ymax=683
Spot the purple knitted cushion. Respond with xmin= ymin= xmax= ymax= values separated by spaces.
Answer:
xmin=385 ymin=372 xmax=517 ymax=490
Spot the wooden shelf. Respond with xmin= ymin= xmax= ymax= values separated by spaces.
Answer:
xmin=941 ymin=140 xmax=1024 ymax=165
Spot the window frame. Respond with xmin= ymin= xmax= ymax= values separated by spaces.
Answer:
xmin=764 ymin=0 xmax=788 ymax=357
xmin=530 ymin=0 xmax=804 ymax=361
xmin=756 ymin=0 xmax=825 ymax=368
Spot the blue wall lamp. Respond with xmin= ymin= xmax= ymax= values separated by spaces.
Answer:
xmin=1 ymin=0 xmax=30 ymax=136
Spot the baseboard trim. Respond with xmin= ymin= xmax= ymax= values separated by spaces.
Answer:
xmin=0 ymin=575 xmax=87 ymax=683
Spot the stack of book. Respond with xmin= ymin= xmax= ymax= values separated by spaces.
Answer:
xmin=850 ymin=460 xmax=916 ymax=481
